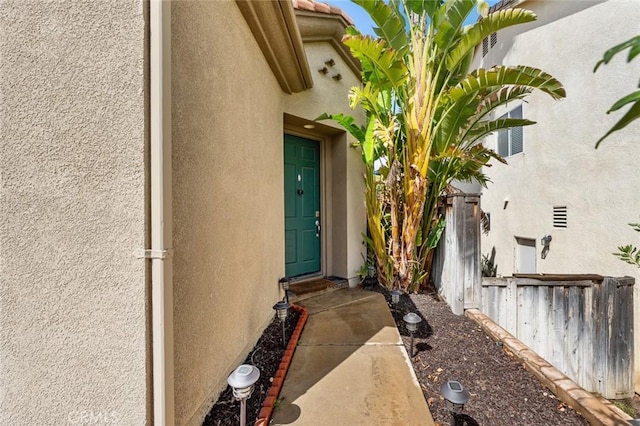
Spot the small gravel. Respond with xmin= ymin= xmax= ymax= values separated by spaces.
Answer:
xmin=372 ymin=285 xmax=588 ymax=425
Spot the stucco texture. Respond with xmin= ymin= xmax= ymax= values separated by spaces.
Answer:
xmin=0 ymin=1 xmax=149 ymax=424
xmin=477 ymin=0 xmax=640 ymax=279
xmin=284 ymin=42 xmax=366 ymax=284
xmin=171 ymin=2 xmax=285 ymax=424
xmin=171 ymin=2 xmax=367 ymax=424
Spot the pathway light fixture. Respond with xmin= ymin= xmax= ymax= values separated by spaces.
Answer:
xmin=227 ymin=364 xmax=260 ymax=426
xmin=279 ymin=277 xmax=291 ymax=303
xmin=273 ymin=300 xmax=290 ymax=348
xmin=390 ymin=289 xmax=402 ymax=321
xmin=367 ymin=265 xmax=376 ymax=278
xmin=403 ymin=312 xmax=422 ymax=357
xmin=440 ymin=380 xmax=470 ymax=426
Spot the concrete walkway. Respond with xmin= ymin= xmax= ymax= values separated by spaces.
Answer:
xmin=271 ymin=288 xmax=434 ymax=425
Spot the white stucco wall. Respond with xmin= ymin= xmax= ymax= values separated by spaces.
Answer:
xmin=0 ymin=1 xmax=149 ymax=424
xmin=478 ymin=0 xmax=640 ymax=279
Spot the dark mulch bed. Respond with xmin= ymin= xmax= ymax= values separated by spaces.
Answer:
xmin=203 ymin=307 xmax=300 ymax=426
xmin=371 ymin=284 xmax=590 ymax=425
xmin=204 ymin=285 xmax=637 ymax=425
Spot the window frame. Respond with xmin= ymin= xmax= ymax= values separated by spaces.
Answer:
xmin=497 ymin=105 xmax=524 ymax=158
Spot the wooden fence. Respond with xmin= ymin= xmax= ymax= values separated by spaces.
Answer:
xmin=431 ymin=193 xmax=481 ymax=315
xmin=482 ymin=275 xmax=635 ymax=399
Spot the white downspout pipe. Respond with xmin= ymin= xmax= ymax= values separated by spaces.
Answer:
xmin=150 ymin=1 xmax=174 ymax=424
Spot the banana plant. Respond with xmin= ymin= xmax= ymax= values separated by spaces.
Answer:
xmin=319 ymin=0 xmax=565 ymax=291
xmin=593 ymin=35 xmax=640 ymax=148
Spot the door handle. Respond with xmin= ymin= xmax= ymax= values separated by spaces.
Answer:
xmin=315 ymin=220 xmax=320 ymax=237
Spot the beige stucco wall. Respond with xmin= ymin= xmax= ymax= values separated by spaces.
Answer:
xmin=0 ymin=1 xmax=149 ymax=424
xmin=284 ymin=42 xmax=366 ymax=285
xmin=171 ymin=1 xmax=285 ymax=424
xmin=172 ymin=3 xmax=366 ymax=423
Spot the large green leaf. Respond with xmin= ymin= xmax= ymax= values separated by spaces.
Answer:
xmin=465 ymin=117 xmax=536 ymax=144
xmin=362 ymin=118 xmax=377 ymax=164
xmin=352 ymin=0 xmax=408 ymax=52
xmin=594 ymin=35 xmax=640 ymax=71
xmin=451 ymin=66 xmax=566 ymax=101
xmin=434 ymin=0 xmax=476 ymax=51
xmin=608 ymin=90 xmax=640 ymax=113
xmin=433 ymin=94 xmax=479 ymax=153
xmin=424 ymin=217 xmax=445 ymax=249
xmin=343 ymin=35 xmax=408 ymax=89
xmin=446 ymin=8 xmax=537 ymax=72
xmin=595 ymin=101 xmax=640 ymax=148
xmin=476 ymin=86 xmax=533 ymax=118
xmin=405 ymin=0 xmax=443 ymax=19
xmin=315 ymin=113 xmax=365 ymax=142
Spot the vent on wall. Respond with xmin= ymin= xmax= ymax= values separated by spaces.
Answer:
xmin=553 ymin=206 xmax=567 ymax=228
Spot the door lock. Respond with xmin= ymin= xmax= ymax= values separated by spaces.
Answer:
xmin=315 ymin=220 xmax=320 ymax=237
xmin=297 ymin=189 xmax=304 ymax=195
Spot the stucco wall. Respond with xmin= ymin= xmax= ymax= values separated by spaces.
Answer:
xmin=284 ymin=42 xmax=366 ymax=284
xmin=478 ymin=0 xmax=640 ymax=278
xmin=171 ymin=2 xmax=285 ymax=424
xmin=475 ymin=0 xmax=640 ymax=391
xmin=0 ymin=1 xmax=149 ymax=424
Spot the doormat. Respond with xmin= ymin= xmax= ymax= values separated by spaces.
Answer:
xmin=289 ymin=277 xmax=347 ymax=298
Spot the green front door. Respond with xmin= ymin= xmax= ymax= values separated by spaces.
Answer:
xmin=284 ymin=134 xmax=320 ymax=277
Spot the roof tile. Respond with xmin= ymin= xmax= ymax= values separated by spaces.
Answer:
xmin=292 ymin=0 xmax=354 ymax=25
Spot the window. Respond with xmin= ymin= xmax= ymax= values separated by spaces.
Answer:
xmin=497 ymin=105 xmax=523 ymax=157
xmin=553 ymin=206 xmax=567 ymax=228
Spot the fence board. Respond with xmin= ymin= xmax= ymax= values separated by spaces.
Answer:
xmin=480 ymin=276 xmax=634 ymax=399
xmin=549 ymin=286 xmax=565 ymax=374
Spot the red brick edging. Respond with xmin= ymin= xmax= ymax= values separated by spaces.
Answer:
xmin=255 ymin=304 xmax=309 ymax=426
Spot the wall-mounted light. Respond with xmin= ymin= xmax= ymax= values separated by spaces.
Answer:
xmin=324 ymin=59 xmax=335 ymax=66
xmin=227 ymin=364 xmax=261 ymax=426
xmin=440 ymin=379 xmax=470 ymax=423
xmin=541 ymin=235 xmax=552 ymax=259
xmin=318 ymin=67 xmax=328 ymax=74
xmin=273 ymin=300 xmax=290 ymax=348
xmin=403 ymin=312 xmax=422 ymax=357
xmin=332 ymin=74 xmax=343 ymax=81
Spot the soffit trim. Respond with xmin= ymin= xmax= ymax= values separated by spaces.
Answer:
xmin=294 ymin=10 xmax=361 ymax=79
xmin=236 ymin=0 xmax=313 ymax=94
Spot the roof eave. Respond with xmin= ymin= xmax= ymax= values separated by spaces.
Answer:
xmin=236 ymin=0 xmax=313 ymax=94
xmin=294 ymin=10 xmax=361 ymax=79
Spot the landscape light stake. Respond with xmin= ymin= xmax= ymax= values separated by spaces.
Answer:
xmin=227 ymin=364 xmax=260 ymax=426
xmin=390 ymin=289 xmax=402 ymax=322
xmin=440 ymin=380 xmax=470 ymax=426
xmin=403 ymin=312 xmax=422 ymax=357
xmin=273 ymin=300 xmax=290 ymax=348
